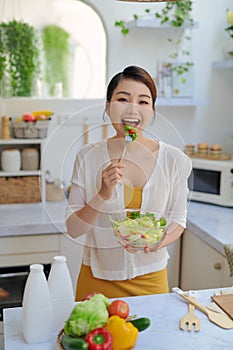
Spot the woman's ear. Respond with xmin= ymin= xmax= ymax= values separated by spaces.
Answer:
xmin=105 ymin=102 xmax=110 ymax=116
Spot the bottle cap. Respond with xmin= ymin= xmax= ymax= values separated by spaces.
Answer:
xmin=53 ymin=256 xmax=67 ymax=263
xmin=30 ymin=264 xmax=44 ymax=272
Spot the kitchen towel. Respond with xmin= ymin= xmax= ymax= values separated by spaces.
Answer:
xmin=224 ymin=244 xmax=233 ymax=277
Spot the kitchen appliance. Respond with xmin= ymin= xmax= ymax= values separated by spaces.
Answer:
xmin=0 ymin=263 xmax=51 ymax=322
xmin=188 ymin=158 xmax=233 ymax=207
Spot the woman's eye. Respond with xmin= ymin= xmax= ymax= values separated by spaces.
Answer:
xmin=118 ymin=97 xmax=128 ymax=102
xmin=139 ymin=100 xmax=149 ymax=105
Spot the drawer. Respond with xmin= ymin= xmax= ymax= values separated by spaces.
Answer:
xmin=0 ymin=234 xmax=59 ymax=255
xmin=0 ymin=252 xmax=59 ymax=267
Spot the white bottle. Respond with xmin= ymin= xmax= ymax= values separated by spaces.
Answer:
xmin=48 ymin=256 xmax=75 ymax=332
xmin=22 ymin=264 xmax=53 ymax=344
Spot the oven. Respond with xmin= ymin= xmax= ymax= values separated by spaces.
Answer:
xmin=0 ymin=263 xmax=51 ymax=321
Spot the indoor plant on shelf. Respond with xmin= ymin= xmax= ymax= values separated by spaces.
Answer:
xmin=41 ymin=25 xmax=71 ymax=97
xmin=115 ymin=1 xmax=194 ymax=84
xmin=0 ymin=20 xmax=41 ymax=97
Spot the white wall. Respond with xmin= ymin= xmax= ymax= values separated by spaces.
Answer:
xmin=1 ymin=0 xmax=233 ymax=183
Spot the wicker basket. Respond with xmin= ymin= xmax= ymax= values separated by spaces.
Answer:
xmin=57 ymin=329 xmax=65 ymax=350
xmin=0 ymin=176 xmax=41 ymax=204
xmin=12 ymin=120 xmax=50 ymax=139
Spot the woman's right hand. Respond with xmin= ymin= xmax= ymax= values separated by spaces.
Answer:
xmin=99 ymin=162 xmax=126 ymax=201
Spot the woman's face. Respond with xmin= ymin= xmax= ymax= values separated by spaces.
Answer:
xmin=106 ymin=78 xmax=154 ymax=137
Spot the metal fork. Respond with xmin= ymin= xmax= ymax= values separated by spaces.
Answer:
xmin=118 ymin=135 xmax=133 ymax=163
xmin=179 ymin=297 xmax=201 ymax=332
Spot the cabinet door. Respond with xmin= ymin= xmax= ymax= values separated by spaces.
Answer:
xmin=167 ymin=239 xmax=181 ymax=290
xmin=181 ymin=230 xmax=225 ymax=290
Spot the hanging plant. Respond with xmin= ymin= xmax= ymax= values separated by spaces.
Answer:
xmin=0 ymin=20 xmax=41 ymax=97
xmin=115 ymin=1 xmax=194 ymax=80
xmin=42 ymin=25 xmax=70 ymax=97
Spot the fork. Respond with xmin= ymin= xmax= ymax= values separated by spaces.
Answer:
xmin=118 ymin=135 xmax=133 ymax=163
xmin=179 ymin=297 xmax=201 ymax=332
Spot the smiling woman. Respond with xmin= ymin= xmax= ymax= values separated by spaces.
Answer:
xmin=66 ymin=65 xmax=192 ymax=301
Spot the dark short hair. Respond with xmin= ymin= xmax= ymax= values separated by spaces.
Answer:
xmin=106 ymin=66 xmax=157 ymax=109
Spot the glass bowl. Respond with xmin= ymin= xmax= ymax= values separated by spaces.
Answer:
xmin=109 ymin=209 xmax=168 ymax=250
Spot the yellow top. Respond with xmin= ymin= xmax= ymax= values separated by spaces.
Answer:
xmin=124 ymin=184 xmax=142 ymax=209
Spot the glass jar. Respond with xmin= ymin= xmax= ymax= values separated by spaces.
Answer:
xmin=22 ymin=148 xmax=39 ymax=171
xmin=1 ymin=148 xmax=21 ymax=172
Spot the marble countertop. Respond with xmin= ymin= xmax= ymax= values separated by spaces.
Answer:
xmin=186 ymin=201 xmax=233 ymax=256
xmin=3 ymin=288 xmax=233 ymax=350
xmin=0 ymin=201 xmax=67 ymax=236
xmin=0 ymin=200 xmax=232 ymax=256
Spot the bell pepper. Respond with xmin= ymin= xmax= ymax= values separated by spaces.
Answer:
xmin=85 ymin=327 xmax=112 ymax=350
xmin=104 ymin=315 xmax=138 ymax=350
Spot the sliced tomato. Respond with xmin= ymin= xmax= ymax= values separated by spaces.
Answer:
xmin=108 ymin=300 xmax=130 ymax=319
xmin=128 ymin=129 xmax=136 ymax=134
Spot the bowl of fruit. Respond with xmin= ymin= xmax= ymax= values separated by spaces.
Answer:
xmin=109 ymin=210 xmax=168 ymax=250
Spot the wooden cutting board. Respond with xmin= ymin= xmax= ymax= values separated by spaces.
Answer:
xmin=211 ymin=294 xmax=233 ymax=320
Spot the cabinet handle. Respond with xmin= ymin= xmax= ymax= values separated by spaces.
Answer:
xmin=214 ymin=262 xmax=222 ymax=270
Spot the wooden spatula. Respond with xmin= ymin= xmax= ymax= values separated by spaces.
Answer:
xmin=181 ymin=294 xmax=233 ymax=329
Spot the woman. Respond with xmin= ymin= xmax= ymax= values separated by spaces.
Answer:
xmin=66 ymin=65 xmax=192 ymax=300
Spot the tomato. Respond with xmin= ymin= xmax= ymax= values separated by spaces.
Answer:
xmin=108 ymin=300 xmax=129 ymax=319
xmin=128 ymin=129 xmax=135 ymax=134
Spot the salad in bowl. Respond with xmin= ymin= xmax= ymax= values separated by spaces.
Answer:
xmin=109 ymin=210 xmax=167 ymax=250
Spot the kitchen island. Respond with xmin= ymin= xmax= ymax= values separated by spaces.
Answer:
xmin=3 ymin=288 xmax=233 ymax=350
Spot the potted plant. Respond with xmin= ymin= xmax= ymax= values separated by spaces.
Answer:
xmin=41 ymin=25 xmax=71 ymax=97
xmin=115 ymin=1 xmax=194 ymax=83
xmin=0 ymin=20 xmax=41 ymax=97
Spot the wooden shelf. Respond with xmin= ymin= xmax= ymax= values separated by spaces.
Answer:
xmin=127 ymin=18 xmax=198 ymax=30
xmin=212 ymin=60 xmax=233 ymax=68
xmin=0 ymin=138 xmax=44 ymax=145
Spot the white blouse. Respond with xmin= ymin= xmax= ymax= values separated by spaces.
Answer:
xmin=66 ymin=140 xmax=192 ymax=280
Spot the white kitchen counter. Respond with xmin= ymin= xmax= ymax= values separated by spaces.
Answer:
xmin=0 ymin=200 xmax=232 ymax=256
xmin=0 ymin=201 xmax=67 ymax=236
xmin=3 ymin=288 xmax=233 ymax=350
xmin=187 ymin=201 xmax=233 ymax=256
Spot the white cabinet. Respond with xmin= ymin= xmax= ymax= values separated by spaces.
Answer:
xmin=0 ymin=139 xmax=46 ymax=202
xmin=181 ymin=229 xmax=233 ymax=290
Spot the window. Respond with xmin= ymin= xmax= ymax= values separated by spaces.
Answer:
xmin=52 ymin=0 xmax=106 ymax=98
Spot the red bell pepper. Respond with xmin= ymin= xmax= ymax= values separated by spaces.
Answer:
xmin=85 ymin=327 xmax=112 ymax=350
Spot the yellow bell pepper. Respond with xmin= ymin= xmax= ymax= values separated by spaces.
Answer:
xmin=104 ymin=315 xmax=138 ymax=350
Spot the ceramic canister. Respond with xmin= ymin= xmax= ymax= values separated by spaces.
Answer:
xmin=22 ymin=148 xmax=39 ymax=171
xmin=1 ymin=148 xmax=21 ymax=172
